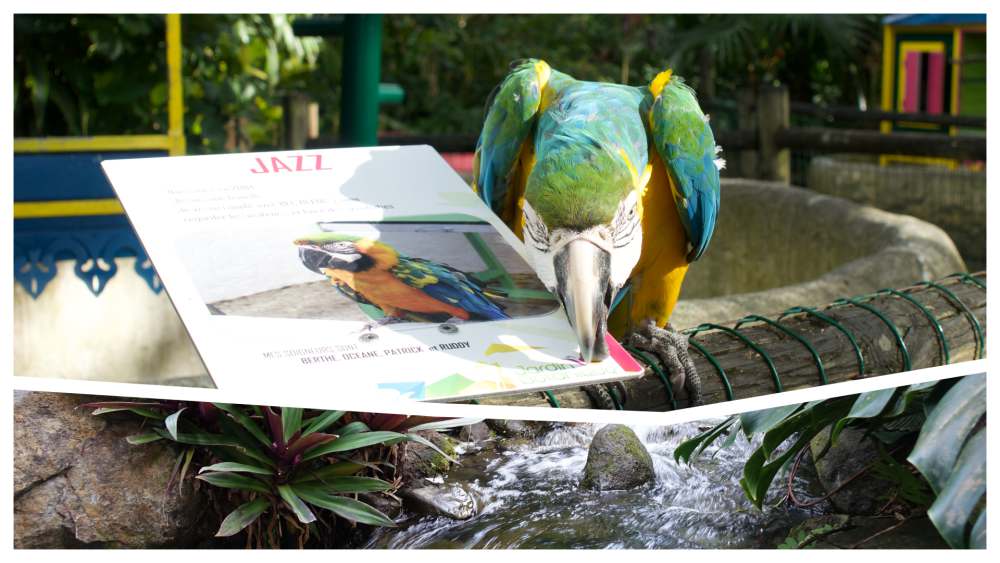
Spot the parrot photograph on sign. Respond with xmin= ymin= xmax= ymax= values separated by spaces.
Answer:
xmin=181 ymin=216 xmax=560 ymax=324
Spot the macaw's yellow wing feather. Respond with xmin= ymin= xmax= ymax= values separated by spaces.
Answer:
xmin=608 ymin=70 xmax=722 ymax=334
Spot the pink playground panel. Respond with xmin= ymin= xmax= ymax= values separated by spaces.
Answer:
xmin=902 ymin=51 xmax=946 ymax=114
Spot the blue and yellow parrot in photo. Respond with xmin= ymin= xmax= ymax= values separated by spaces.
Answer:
xmin=294 ymin=233 xmax=509 ymax=323
xmin=473 ymin=59 xmax=722 ymax=404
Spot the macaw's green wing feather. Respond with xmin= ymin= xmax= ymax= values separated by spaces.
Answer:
xmin=473 ymin=59 xmax=550 ymax=220
xmin=392 ymin=257 xmax=509 ymax=321
xmin=645 ymin=73 xmax=722 ymax=262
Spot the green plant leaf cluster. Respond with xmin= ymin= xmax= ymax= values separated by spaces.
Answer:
xmin=82 ymin=400 xmax=451 ymax=545
xmin=675 ymin=374 xmax=986 ymax=549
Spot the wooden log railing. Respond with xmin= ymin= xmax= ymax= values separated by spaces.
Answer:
xmin=705 ymin=97 xmax=987 ymax=129
xmin=474 ymin=273 xmax=985 ymax=411
xmin=774 ymin=127 xmax=987 ymax=161
xmin=786 ymin=101 xmax=987 ymax=129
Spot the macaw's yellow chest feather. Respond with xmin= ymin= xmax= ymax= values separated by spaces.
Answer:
xmin=322 ymin=267 xmax=471 ymax=320
xmin=608 ymin=154 xmax=690 ymax=335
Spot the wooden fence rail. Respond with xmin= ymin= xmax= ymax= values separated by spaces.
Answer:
xmin=705 ymin=97 xmax=987 ymax=129
xmin=786 ymin=101 xmax=986 ymax=129
xmin=775 ymin=127 xmax=986 ymax=160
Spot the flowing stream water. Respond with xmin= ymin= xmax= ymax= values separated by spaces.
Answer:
xmin=368 ymin=422 xmax=827 ymax=549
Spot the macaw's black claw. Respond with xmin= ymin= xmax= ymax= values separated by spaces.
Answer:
xmin=626 ymin=320 xmax=703 ymax=407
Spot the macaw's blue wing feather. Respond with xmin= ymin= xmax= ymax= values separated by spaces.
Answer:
xmin=645 ymin=74 xmax=722 ymax=262
xmin=473 ymin=59 xmax=549 ymax=221
xmin=393 ymin=257 xmax=509 ymax=321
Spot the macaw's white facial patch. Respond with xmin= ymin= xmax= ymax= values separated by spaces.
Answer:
xmin=321 ymin=242 xmax=363 ymax=263
xmin=332 ymin=252 xmax=363 ymax=263
xmin=522 ymin=201 xmax=557 ymax=291
xmin=522 ymin=197 xmax=642 ymax=294
xmin=609 ymin=191 xmax=642 ymax=287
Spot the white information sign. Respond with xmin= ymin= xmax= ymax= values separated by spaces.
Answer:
xmin=102 ymin=146 xmax=642 ymax=402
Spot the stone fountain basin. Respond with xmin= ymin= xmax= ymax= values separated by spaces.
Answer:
xmin=671 ymin=179 xmax=967 ymax=329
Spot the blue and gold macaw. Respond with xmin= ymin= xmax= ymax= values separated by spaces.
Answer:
xmin=473 ymin=59 xmax=722 ymax=403
xmin=294 ymin=233 xmax=509 ymax=323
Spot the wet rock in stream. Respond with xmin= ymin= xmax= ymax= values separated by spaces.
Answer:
xmin=458 ymin=421 xmax=494 ymax=442
xmin=400 ymin=430 xmax=460 ymax=483
xmin=487 ymin=419 xmax=553 ymax=439
xmin=402 ymin=484 xmax=478 ymax=520
xmin=580 ymin=424 xmax=655 ymax=491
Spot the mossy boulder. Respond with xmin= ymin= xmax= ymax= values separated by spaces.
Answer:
xmin=400 ymin=430 xmax=459 ymax=484
xmin=580 ymin=425 xmax=654 ymax=491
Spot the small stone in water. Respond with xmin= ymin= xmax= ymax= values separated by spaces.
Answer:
xmin=402 ymin=484 xmax=478 ymax=520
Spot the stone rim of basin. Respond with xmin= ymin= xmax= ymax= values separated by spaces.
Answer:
xmin=672 ymin=179 xmax=966 ymax=330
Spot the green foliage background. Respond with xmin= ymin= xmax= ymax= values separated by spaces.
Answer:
xmin=14 ymin=14 xmax=882 ymax=153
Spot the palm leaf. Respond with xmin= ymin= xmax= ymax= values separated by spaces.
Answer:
xmin=216 ymin=497 xmax=271 ymax=537
xmin=908 ymin=373 xmax=986 ymax=494
xmin=292 ymin=484 xmax=396 ymax=527
xmin=281 ymin=407 xmax=304 ymax=443
xmin=926 ymin=428 xmax=986 ymax=549
xmin=301 ymin=431 xmax=407 ymax=461
xmin=213 ymin=403 xmax=271 ymax=447
xmin=199 ymin=462 xmax=272 ymax=476
xmin=277 ymin=484 xmax=317 ymax=524
xmin=301 ymin=410 xmax=345 ymax=436
xmin=197 ymin=471 xmax=271 ymax=495
xmin=165 ymin=407 xmax=186 ymax=441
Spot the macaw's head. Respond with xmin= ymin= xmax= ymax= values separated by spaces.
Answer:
xmin=522 ymin=147 xmax=648 ymax=362
xmin=293 ymin=233 xmax=398 ymax=274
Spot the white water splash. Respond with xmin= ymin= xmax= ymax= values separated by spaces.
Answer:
xmin=370 ymin=422 xmax=824 ymax=549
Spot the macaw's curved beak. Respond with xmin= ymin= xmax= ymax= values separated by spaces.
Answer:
xmin=554 ymin=239 xmax=612 ymax=363
xmin=297 ymin=245 xmax=328 ymax=274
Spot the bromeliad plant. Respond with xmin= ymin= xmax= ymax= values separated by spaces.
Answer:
xmin=82 ymin=400 xmax=463 ymax=547
xmin=675 ymin=373 xmax=986 ymax=549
